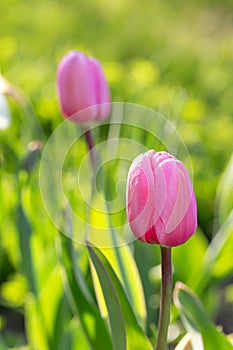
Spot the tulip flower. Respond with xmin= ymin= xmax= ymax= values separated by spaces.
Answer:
xmin=57 ymin=50 xmax=111 ymax=123
xmin=126 ymin=150 xmax=197 ymax=247
xmin=127 ymin=150 xmax=197 ymax=350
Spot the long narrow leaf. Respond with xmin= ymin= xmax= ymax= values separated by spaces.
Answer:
xmin=88 ymin=244 xmax=153 ymax=350
xmin=174 ymin=282 xmax=233 ymax=350
xmin=52 ymin=294 xmax=73 ymax=350
xmin=216 ymin=153 xmax=233 ymax=223
xmin=59 ymin=233 xmax=112 ymax=350
xmin=192 ymin=210 xmax=233 ymax=293
xmin=25 ymin=293 xmax=50 ymax=350
xmin=16 ymin=198 xmax=37 ymax=295
xmin=90 ymin=234 xmax=147 ymax=329
xmin=89 ymin=247 xmax=127 ymax=350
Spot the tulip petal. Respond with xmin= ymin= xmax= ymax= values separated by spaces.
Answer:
xmin=126 ymin=150 xmax=197 ymax=247
xmin=127 ymin=151 xmax=155 ymax=240
xmin=166 ymin=162 xmax=194 ymax=234
xmin=89 ymin=58 xmax=111 ymax=120
xmin=57 ymin=50 xmax=111 ymax=123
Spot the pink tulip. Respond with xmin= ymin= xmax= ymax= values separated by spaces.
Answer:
xmin=57 ymin=51 xmax=111 ymax=123
xmin=126 ymin=150 xmax=197 ymax=247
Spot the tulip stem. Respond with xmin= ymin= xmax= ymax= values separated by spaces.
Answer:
xmin=84 ymin=128 xmax=96 ymax=170
xmin=155 ymin=246 xmax=172 ymax=350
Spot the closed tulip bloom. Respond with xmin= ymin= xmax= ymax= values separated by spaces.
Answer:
xmin=126 ymin=150 xmax=197 ymax=247
xmin=57 ymin=51 xmax=111 ymax=123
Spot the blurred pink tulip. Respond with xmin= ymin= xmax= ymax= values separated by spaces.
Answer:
xmin=57 ymin=51 xmax=111 ymax=123
xmin=126 ymin=150 xmax=197 ymax=247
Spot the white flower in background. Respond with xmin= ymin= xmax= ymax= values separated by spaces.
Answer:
xmin=0 ymin=93 xmax=11 ymax=130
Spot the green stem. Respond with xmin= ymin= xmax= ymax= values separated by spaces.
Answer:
xmin=84 ymin=128 xmax=96 ymax=171
xmin=155 ymin=246 xmax=172 ymax=350
xmin=83 ymin=128 xmax=96 ymax=242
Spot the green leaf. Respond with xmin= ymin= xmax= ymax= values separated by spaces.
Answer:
xmin=39 ymin=264 xmax=63 ymax=339
xmin=88 ymin=136 xmax=147 ymax=329
xmin=90 ymin=235 xmax=147 ymax=329
xmin=211 ymin=213 xmax=233 ymax=279
xmin=72 ymin=318 xmax=92 ymax=350
xmin=89 ymin=247 xmax=126 ymax=350
xmin=88 ymin=244 xmax=153 ymax=350
xmin=16 ymin=198 xmax=37 ymax=295
xmin=52 ymin=294 xmax=73 ymax=350
xmin=25 ymin=293 xmax=50 ymax=350
xmin=216 ymin=153 xmax=233 ymax=224
xmin=59 ymin=233 xmax=112 ymax=350
xmin=24 ymin=265 xmax=62 ymax=350
xmin=174 ymin=282 xmax=233 ymax=350
xmin=192 ymin=210 xmax=233 ymax=293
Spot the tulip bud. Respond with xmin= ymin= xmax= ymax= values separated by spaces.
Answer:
xmin=126 ymin=150 xmax=197 ymax=247
xmin=57 ymin=50 xmax=111 ymax=123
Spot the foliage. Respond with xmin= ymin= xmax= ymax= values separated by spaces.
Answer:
xmin=0 ymin=0 xmax=233 ymax=349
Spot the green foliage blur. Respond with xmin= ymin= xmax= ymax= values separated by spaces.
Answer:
xmin=1 ymin=0 xmax=233 ymax=236
xmin=0 ymin=0 xmax=233 ymax=349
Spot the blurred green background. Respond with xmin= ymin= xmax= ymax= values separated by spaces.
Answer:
xmin=1 ymin=0 xmax=233 ymax=236
xmin=0 ymin=0 xmax=233 ymax=348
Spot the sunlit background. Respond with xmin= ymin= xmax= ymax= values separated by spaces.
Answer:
xmin=0 ymin=0 xmax=233 ymax=348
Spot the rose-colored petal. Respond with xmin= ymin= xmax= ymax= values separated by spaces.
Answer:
xmin=88 ymin=58 xmax=111 ymax=120
xmin=126 ymin=150 xmax=197 ymax=247
xmin=165 ymin=161 xmax=194 ymax=233
xmin=156 ymin=190 xmax=197 ymax=246
xmin=57 ymin=50 xmax=111 ymax=123
xmin=153 ymin=157 xmax=179 ymax=224
xmin=127 ymin=151 xmax=155 ymax=240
